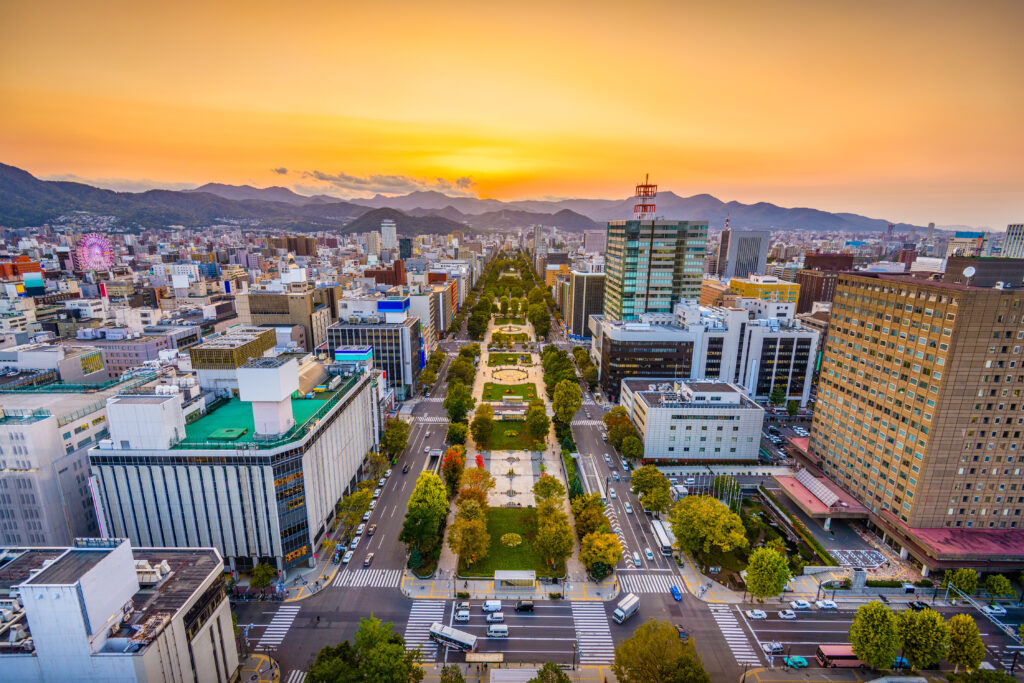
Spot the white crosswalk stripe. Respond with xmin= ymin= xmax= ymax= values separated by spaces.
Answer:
xmin=332 ymin=568 xmax=403 ymax=588
xmin=618 ymin=573 xmax=678 ymax=594
xmin=285 ymin=671 xmax=306 ymax=683
xmin=571 ymin=419 xmax=604 ymax=426
xmin=571 ymin=601 xmax=615 ymax=664
xmin=709 ymin=605 xmax=761 ymax=664
xmin=420 ymin=397 xmax=445 ymax=403
xmin=256 ymin=605 xmax=301 ymax=651
xmin=403 ymin=600 xmax=447 ymax=663
xmin=582 ymin=399 xmax=596 ymax=405
xmin=416 ymin=416 xmax=450 ymax=424
xmin=604 ymin=504 xmax=629 ymax=561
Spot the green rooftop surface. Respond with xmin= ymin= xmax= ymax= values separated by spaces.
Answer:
xmin=177 ymin=392 xmax=336 ymax=448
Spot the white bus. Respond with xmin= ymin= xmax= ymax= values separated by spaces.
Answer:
xmin=651 ymin=520 xmax=675 ymax=556
xmin=429 ymin=622 xmax=479 ymax=652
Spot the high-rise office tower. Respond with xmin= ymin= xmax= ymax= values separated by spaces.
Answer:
xmin=399 ymin=237 xmax=413 ymax=259
xmin=583 ymin=230 xmax=607 ymax=253
xmin=1002 ymin=224 xmax=1024 ymax=259
xmin=366 ymin=231 xmax=382 ymax=257
xmin=811 ymin=272 xmax=1024 ymax=572
xmin=380 ymin=219 xmax=398 ymax=250
xmin=715 ymin=229 xmax=770 ymax=279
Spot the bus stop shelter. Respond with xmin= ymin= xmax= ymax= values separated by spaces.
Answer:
xmin=494 ymin=570 xmax=535 ymax=591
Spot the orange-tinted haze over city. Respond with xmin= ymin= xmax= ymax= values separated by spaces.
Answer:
xmin=1 ymin=0 xmax=1021 ymax=227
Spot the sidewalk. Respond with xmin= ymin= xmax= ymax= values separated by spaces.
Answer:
xmin=401 ymin=568 xmax=618 ymax=602
xmin=419 ymin=662 xmax=616 ymax=682
xmin=237 ymin=653 xmax=280 ymax=683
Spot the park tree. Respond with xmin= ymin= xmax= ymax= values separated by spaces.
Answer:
xmin=470 ymin=404 xmax=495 ymax=447
xmin=380 ymin=419 xmax=411 ymax=459
xmin=946 ymin=568 xmax=980 ymax=597
xmin=446 ymin=422 xmax=468 ymax=445
xmin=533 ymin=474 xmax=567 ymax=502
xmin=612 ymin=618 xmax=710 ymax=683
xmin=769 ymin=385 xmax=786 ymax=406
xmin=580 ymin=532 xmax=623 ymax=570
xmin=527 ymin=662 xmax=571 ymax=683
xmin=849 ymin=601 xmax=899 ymax=670
xmin=895 ymin=608 xmax=949 ymax=671
xmin=984 ymin=573 xmax=1013 ymax=602
xmin=460 ymin=467 xmax=496 ymax=497
xmin=744 ymin=547 xmax=791 ymax=600
xmin=400 ymin=472 xmax=449 ymax=552
xmin=307 ymin=615 xmax=424 ymax=683
xmin=447 ymin=357 xmax=476 ymax=386
xmin=668 ymin=495 xmax=747 ymax=556
xmin=552 ymin=379 xmax=583 ymax=424
xmin=640 ymin=487 xmax=672 ymax=517
xmin=419 ymin=368 xmax=437 ymax=391
xmin=528 ymin=287 xmax=546 ymax=305
xmin=534 ymin=508 xmax=573 ymax=569
xmin=443 ymin=381 xmax=476 ymax=423
xmin=786 ymin=399 xmax=799 ymax=416
xmin=631 ymin=465 xmax=669 ymax=498
xmin=250 ymin=561 xmax=277 ymax=589
xmin=948 ymin=614 xmax=986 ymax=673
xmin=440 ymin=446 xmax=467 ymax=495
xmin=440 ymin=665 xmax=466 ymax=683
xmin=573 ymin=505 xmax=610 ymax=539
xmin=448 ymin=516 xmax=490 ymax=566
xmin=620 ymin=435 xmax=644 ymax=462
xmin=336 ymin=489 xmax=374 ymax=534
xmin=508 ymin=297 xmax=520 ymax=316
xmin=500 ymin=296 xmax=509 ymax=315
xmin=525 ymin=403 xmax=551 ymax=443
xmin=455 ymin=486 xmax=488 ymax=510
xmin=583 ymin=365 xmax=599 ymax=390
xmin=608 ymin=422 xmax=639 ymax=451
xmin=456 ymin=498 xmax=485 ymax=522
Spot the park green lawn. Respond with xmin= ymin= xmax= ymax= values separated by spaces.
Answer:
xmin=459 ymin=507 xmax=561 ymax=578
xmin=493 ymin=316 xmax=526 ymax=325
xmin=488 ymin=352 xmax=532 ymax=366
xmin=482 ymin=382 xmax=538 ymax=402
xmin=492 ymin=332 xmax=531 ymax=343
xmin=486 ymin=420 xmax=542 ymax=451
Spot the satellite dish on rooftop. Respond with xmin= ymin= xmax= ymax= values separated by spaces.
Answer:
xmin=963 ymin=266 xmax=976 ymax=278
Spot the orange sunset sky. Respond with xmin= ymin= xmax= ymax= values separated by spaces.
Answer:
xmin=0 ymin=0 xmax=1021 ymax=228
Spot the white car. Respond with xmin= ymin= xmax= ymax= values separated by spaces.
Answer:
xmin=373 ymin=488 xmax=382 ymax=498
xmin=369 ymin=499 xmax=377 ymax=509
xmin=983 ymin=605 xmax=1007 ymax=616
xmin=745 ymin=609 xmax=767 ymax=619
xmin=762 ymin=641 xmax=785 ymax=654
xmin=349 ymin=537 xmax=360 ymax=550
xmin=644 ymin=548 xmax=654 ymax=561
xmin=609 ymin=488 xmax=616 ymax=499
xmin=385 ymin=469 xmax=392 ymax=478
xmin=778 ymin=609 xmax=797 ymax=620
xmin=362 ymin=511 xmax=371 ymax=522
xmin=378 ymin=477 xmax=387 ymax=487
xmin=815 ymin=599 xmax=838 ymax=610
xmin=790 ymin=599 xmax=811 ymax=610
xmin=342 ymin=550 xmax=354 ymax=564
xmin=454 ymin=610 xmax=470 ymax=622
xmin=684 ymin=477 xmax=696 ymax=486
xmin=424 ymin=446 xmax=430 ymax=453
xmin=624 ymin=503 xmax=633 ymax=514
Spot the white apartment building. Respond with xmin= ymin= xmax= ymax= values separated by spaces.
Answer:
xmin=0 ymin=538 xmax=237 ymax=683
xmin=620 ymin=378 xmax=764 ymax=463
xmin=380 ymin=219 xmax=398 ymax=250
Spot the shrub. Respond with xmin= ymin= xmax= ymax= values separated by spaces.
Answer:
xmin=501 ymin=533 xmax=523 ymax=547
xmin=456 ymin=591 xmax=470 ymax=599
xmin=548 ymin=592 xmax=563 ymax=600
xmin=865 ymin=579 xmax=903 ymax=588
xmin=914 ymin=578 xmax=934 ymax=588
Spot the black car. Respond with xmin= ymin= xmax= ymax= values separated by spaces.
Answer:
xmin=402 ymin=464 xmax=410 ymax=474
xmin=514 ymin=600 xmax=534 ymax=613
xmin=907 ymin=600 xmax=929 ymax=611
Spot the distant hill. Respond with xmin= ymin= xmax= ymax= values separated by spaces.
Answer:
xmin=340 ymin=207 xmax=469 ymax=236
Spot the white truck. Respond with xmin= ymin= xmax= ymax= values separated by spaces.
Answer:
xmin=612 ymin=592 xmax=640 ymax=624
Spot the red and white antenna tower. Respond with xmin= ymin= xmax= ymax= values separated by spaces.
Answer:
xmin=725 ymin=216 xmax=730 ymax=231
xmin=633 ymin=173 xmax=657 ymax=220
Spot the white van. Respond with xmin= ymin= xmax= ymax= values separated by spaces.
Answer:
xmin=482 ymin=600 xmax=502 ymax=613
xmin=486 ymin=624 xmax=509 ymax=638
xmin=486 ymin=612 xmax=504 ymax=623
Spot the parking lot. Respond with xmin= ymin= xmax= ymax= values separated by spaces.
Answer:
xmin=828 ymin=548 xmax=888 ymax=568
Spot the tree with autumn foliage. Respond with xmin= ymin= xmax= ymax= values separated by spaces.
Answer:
xmin=440 ymin=445 xmax=466 ymax=496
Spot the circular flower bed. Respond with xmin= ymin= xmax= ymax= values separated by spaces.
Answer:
xmin=501 ymin=533 xmax=523 ymax=547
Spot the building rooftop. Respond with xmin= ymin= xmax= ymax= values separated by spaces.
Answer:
xmin=23 ymin=547 xmax=113 ymax=585
xmin=192 ymin=326 xmax=273 ymax=350
xmin=881 ymin=510 xmax=1024 ymax=563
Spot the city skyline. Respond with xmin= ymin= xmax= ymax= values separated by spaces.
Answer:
xmin=1 ymin=0 xmax=1021 ymax=229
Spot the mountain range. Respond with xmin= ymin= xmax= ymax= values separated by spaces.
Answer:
xmin=0 ymin=162 xmax=927 ymax=234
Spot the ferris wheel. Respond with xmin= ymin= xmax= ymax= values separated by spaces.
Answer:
xmin=75 ymin=233 xmax=113 ymax=271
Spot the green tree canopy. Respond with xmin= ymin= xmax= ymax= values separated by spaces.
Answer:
xmin=769 ymin=385 xmax=786 ymax=406
xmin=443 ymin=381 xmax=476 ymax=423
xmin=307 ymin=615 xmax=423 ymax=683
xmin=785 ymin=399 xmax=799 ymax=416
xmin=580 ymin=531 xmax=623 ymax=570
xmin=470 ymin=404 xmax=495 ymax=447
xmin=419 ymin=368 xmax=437 ymax=389
xmin=612 ymin=618 xmax=711 ymax=683
xmin=895 ymin=608 xmax=949 ymax=671
xmin=448 ymin=517 xmax=490 ymax=566
xmin=380 ymin=419 xmax=411 ymax=458
xmin=534 ymin=508 xmax=573 ymax=568
xmin=849 ymin=601 xmax=899 ymax=670
xmin=744 ymin=547 xmax=790 ymax=600
xmin=399 ymin=472 xmax=449 ymax=552
xmin=946 ymin=568 xmax=980 ymax=596
xmin=446 ymin=422 xmax=468 ymax=445
xmin=525 ymin=404 xmax=551 ymax=443
xmin=608 ymin=422 xmax=639 ymax=451
xmin=668 ymin=495 xmax=747 ymax=556
xmin=336 ymin=488 xmax=374 ymax=533
xmin=439 ymin=665 xmax=466 ymax=683
xmin=620 ymin=435 xmax=644 ymax=462
xmin=583 ymin=365 xmax=599 ymax=390
xmin=527 ymin=662 xmax=572 ymax=683
xmin=250 ymin=561 xmax=276 ymax=589
xmin=984 ymin=573 xmax=1012 ymax=602
xmin=640 ymin=486 xmax=672 ymax=516
xmin=947 ymin=614 xmax=986 ymax=673
xmin=533 ymin=474 xmax=567 ymax=502
xmin=447 ymin=357 xmax=476 ymax=386
xmin=631 ymin=465 xmax=669 ymax=498
xmin=552 ymin=379 xmax=582 ymax=424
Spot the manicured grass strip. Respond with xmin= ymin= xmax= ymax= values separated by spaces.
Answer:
xmin=494 ymin=316 xmax=526 ymax=325
xmin=482 ymin=382 xmax=538 ymax=402
xmin=487 ymin=420 xmax=542 ymax=451
xmin=487 ymin=352 xmax=532 ymax=366
xmin=459 ymin=507 xmax=561 ymax=578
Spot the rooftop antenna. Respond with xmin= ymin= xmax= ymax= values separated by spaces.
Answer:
xmin=962 ymin=265 xmax=976 ymax=285
xmin=633 ymin=173 xmax=657 ymax=220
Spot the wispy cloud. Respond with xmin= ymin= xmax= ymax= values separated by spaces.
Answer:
xmin=299 ymin=170 xmax=476 ymax=197
xmin=271 ymin=167 xmax=288 ymax=175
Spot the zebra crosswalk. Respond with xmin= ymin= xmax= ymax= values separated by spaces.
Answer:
xmin=709 ymin=605 xmax=761 ymax=665
xmin=416 ymin=416 xmax=450 ymax=424
xmin=403 ymin=599 xmax=447 ymax=663
xmin=332 ymin=568 xmax=402 ymax=588
xmin=256 ymin=605 xmax=301 ymax=651
xmin=284 ymin=671 xmax=306 ymax=683
xmin=571 ymin=418 xmax=604 ymax=426
xmin=420 ymin=397 xmax=444 ymax=403
xmin=618 ymin=572 xmax=679 ymax=594
xmin=571 ymin=601 xmax=615 ymax=665
xmin=604 ymin=504 xmax=628 ymax=565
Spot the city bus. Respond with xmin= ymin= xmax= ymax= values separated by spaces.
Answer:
xmin=651 ymin=520 xmax=675 ymax=556
xmin=429 ymin=622 xmax=479 ymax=652
xmin=815 ymin=644 xmax=862 ymax=668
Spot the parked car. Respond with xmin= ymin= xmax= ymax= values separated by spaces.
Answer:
xmin=378 ymin=478 xmax=387 ymax=487
xmin=670 ymin=586 xmax=682 ymax=601
xmin=369 ymin=499 xmax=377 ymax=509
xmin=373 ymin=488 xmax=382 ymax=499
xmin=790 ymin=599 xmax=811 ymax=610
xmin=684 ymin=477 xmax=696 ymax=486
xmin=385 ymin=469 xmax=392 ymax=478
xmin=342 ymin=550 xmax=354 ymax=564
xmin=983 ymin=605 xmax=1008 ymax=616
xmin=362 ymin=511 xmax=371 ymax=522
xmin=778 ymin=609 xmax=797 ymax=619
xmin=745 ymin=610 xmax=767 ymax=619
xmin=349 ymin=537 xmax=359 ymax=550
xmin=783 ymin=655 xmax=808 ymax=668
xmin=762 ymin=642 xmax=785 ymax=655
xmin=356 ymin=523 xmax=365 ymax=536
xmin=815 ymin=599 xmax=838 ymax=610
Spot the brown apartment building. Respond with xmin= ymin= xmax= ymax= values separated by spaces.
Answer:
xmin=809 ymin=272 xmax=1024 ymax=573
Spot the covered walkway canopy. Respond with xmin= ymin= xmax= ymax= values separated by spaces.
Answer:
xmin=494 ymin=570 xmax=535 ymax=589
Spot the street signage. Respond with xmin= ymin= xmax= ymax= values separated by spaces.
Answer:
xmin=465 ymin=653 xmax=504 ymax=663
